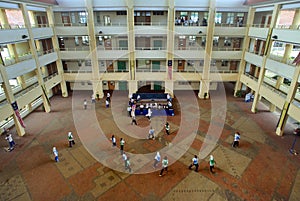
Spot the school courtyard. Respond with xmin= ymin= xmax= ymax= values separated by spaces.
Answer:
xmin=1 ymin=83 xmax=300 ymax=201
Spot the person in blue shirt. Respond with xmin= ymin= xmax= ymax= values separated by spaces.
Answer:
xmin=188 ymin=155 xmax=199 ymax=172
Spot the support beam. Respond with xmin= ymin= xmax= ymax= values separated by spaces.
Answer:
xmin=0 ymin=65 xmax=25 ymax=136
xmin=20 ymin=3 xmax=51 ymax=113
xmin=251 ymin=4 xmax=281 ymax=113
xmin=234 ymin=7 xmax=255 ymax=96
xmin=198 ymin=0 xmax=215 ymax=99
xmin=46 ymin=7 xmax=68 ymax=97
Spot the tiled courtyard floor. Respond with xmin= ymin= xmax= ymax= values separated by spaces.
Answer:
xmin=1 ymin=83 xmax=300 ymax=201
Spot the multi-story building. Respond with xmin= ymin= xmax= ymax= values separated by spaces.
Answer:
xmin=0 ymin=0 xmax=299 ymax=136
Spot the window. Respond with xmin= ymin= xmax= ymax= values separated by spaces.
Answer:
xmin=224 ymin=37 xmax=231 ymax=46
xmin=180 ymin=12 xmax=188 ymax=17
xmin=116 ymin=11 xmax=127 ymax=15
xmin=189 ymin=36 xmax=196 ymax=46
xmin=190 ymin=12 xmax=199 ymax=23
xmin=187 ymin=60 xmax=194 ymax=66
xmin=79 ymin=12 xmax=87 ymax=24
xmin=221 ymin=60 xmax=228 ymax=66
xmin=82 ymin=36 xmax=89 ymax=45
xmin=213 ymin=37 xmax=219 ymax=46
xmin=153 ymin=11 xmax=164 ymax=15
xmin=75 ymin=36 xmax=79 ymax=46
xmin=215 ymin=13 xmax=222 ymax=24
xmin=71 ymin=13 xmax=76 ymax=23
xmin=85 ymin=60 xmax=91 ymax=66
xmin=226 ymin=13 xmax=234 ymax=24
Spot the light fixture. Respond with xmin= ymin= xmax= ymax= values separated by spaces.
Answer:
xmin=22 ymin=35 xmax=28 ymax=39
xmin=198 ymin=31 xmax=202 ymax=34
xmin=272 ymin=35 xmax=278 ymax=39
xmin=99 ymin=31 xmax=103 ymax=34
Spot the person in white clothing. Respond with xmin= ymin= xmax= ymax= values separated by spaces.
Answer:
xmin=153 ymin=152 xmax=161 ymax=168
xmin=68 ymin=132 xmax=75 ymax=147
xmin=53 ymin=147 xmax=59 ymax=162
xmin=145 ymin=108 xmax=152 ymax=121
xmin=5 ymin=133 xmax=15 ymax=151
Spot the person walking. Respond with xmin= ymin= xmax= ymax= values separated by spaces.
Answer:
xmin=111 ymin=135 xmax=116 ymax=147
xmin=131 ymin=114 xmax=137 ymax=125
xmin=127 ymin=105 xmax=132 ymax=117
xmin=105 ymin=99 xmax=110 ymax=108
xmin=159 ymin=156 xmax=168 ymax=176
xmin=145 ymin=108 xmax=152 ymax=121
xmin=125 ymin=156 xmax=132 ymax=173
xmin=5 ymin=133 xmax=15 ymax=151
xmin=209 ymin=155 xmax=216 ymax=173
xmin=188 ymin=155 xmax=199 ymax=172
xmin=153 ymin=152 xmax=161 ymax=169
xmin=122 ymin=152 xmax=127 ymax=168
xmin=68 ymin=132 xmax=75 ymax=147
xmin=83 ymin=99 xmax=87 ymax=109
xmin=91 ymin=94 xmax=96 ymax=103
xmin=106 ymin=92 xmax=111 ymax=102
xmin=165 ymin=122 xmax=170 ymax=135
xmin=120 ymin=138 xmax=125 ymax=154
xmin=148 ymin=127 xmax=155 ymax=140
xmin=53 ymin=147 xmax=59 ymax=162
xmin=232 ymin=131 xmax=240 ymax=148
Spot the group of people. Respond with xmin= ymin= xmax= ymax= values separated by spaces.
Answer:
xmin=83 ymin=92 xmax=111 ymax=109
xmin=188 ymin=155 xmax=217 ymax=174
xmin=52 ymin=131 xmax=76 ymax=163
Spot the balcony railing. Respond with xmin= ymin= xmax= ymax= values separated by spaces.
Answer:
xmin=134 ymin=22 xmax=167 ymax=26
xmin=175 ymin=47 xmax=204 ymax=51
xmin=261 ymin=82 xmax=287 ymax=98
xmin=136 ymin=68 xmax=165 ymax=72
xmin=60 ymin=47 xmax=90 ymax=51
xmin=97 ymin=47 xmax=128 ymax=50
xmin=95 ymin=22 xmax=127 ymax=27
xmin=54 ymin=23 xmax=88 ymax=27
xmin=31 ymin=24 xmax=49 ymax=28
xmin=276 ymin=24 xmax=300 ymax=30
xmin=212 ymin=47 xmax=242 ymax=51
xmin=0 ymin=24 xmax=26 ymax=29
xmin=135 ymin=47 xmax=166 ymax=50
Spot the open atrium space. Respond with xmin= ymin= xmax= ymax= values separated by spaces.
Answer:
xmin=0 ymin=0 xmax=300 ymax=200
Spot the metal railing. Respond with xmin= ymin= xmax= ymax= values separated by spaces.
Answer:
xmin=94 ymin=22 xmax=127 ymax=27
xmin=212 ymin=47 xmax=242 ymax=51
xmin=97 ymin=47 xmax=128 ymax=51
xmin=54 ymin=23 xmax=88 ymax=27
xmin=60 ymin=47 xmax=90 ymax=51
xmin=135 ymin=47 xmax=166 ymax=50
xmin=261 ymin=82 xmax=287 ymax=98
xmin=275 ymin=24 xmax=300 ymax=30
xmin=0 ymin=24 xmax=26 ymax=29
xmin=134 ymin=22 xmax=167 ymax=26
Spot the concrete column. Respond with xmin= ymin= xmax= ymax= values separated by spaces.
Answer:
xmin=0 ymin=65 xmax=25 ymax=136
xmin=166 ymin=0 xmax=175 ymax=83
xmin=46 ymin=7 xmax=68 ymax=97
xmin=198 ymin=0 xmax=215 ymax=99
xmin=16 ymin=76 xmax=26 ymax=89
xmin=127 ymin=0 xmax=136 ymax=80
xmin=276 ymin=64 xmax=300 ymax=136
xmin=92 ymin=80 xmax=104 ymax=98
xmin=165 ymin=80 xmax=174 ymax=97
xmin=128 ymin=80 xmax=138 ymax=97
xmin=20 ymin=3 xmax=51 ymax=113
xmin=251 ymin=4 xmax=281 ymax=113
xmin=234 ymin=7 xmax=255 ymax=96
xmin=86 ymin=0 xmax=103 ymax=98
xmin=0 ymin=8 xmax=8 ymax=28
xmin=291 ymin=9 xmax=300 ymax=29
